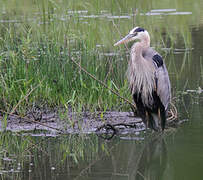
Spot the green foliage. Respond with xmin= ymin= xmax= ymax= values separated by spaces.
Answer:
xmin=0 ymin=0 xmax=199 ymax=113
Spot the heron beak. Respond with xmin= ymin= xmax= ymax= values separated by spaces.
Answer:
xmin=114 ymin=34 xmax=133 ymax=46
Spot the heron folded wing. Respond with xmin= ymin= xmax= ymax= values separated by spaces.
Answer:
xmin=155 ymin=64 xmax=171 ymax=111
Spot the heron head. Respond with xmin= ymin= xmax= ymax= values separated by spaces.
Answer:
xmin=114 ymin=27 xmax=148 ymax=46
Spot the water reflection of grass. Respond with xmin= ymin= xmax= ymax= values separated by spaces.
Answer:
xmin=0 ymin=132 xmax=110 ymax=179
xmin=0 ymin=0 xmax=200 ymax=114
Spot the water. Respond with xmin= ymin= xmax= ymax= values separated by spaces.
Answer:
xmin=0 ymin=1 xmax=203 ymax=180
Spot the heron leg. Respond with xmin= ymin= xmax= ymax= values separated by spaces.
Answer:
xmin=147 ymin=111 xmax=159 ymax=131
xmin=145 ymin=111 xmax=149 ymax=129
xmin=159 ymin=105 xmax=166 ymax=130
xmin=158 ymin=108 xmax=161 ymax=126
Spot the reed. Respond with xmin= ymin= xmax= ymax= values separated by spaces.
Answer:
xmin=0 ymin=0 xmax=199 ymax=114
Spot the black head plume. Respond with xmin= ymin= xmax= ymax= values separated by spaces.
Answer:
xmin=134 ymin=27 xmax=145 ymax=33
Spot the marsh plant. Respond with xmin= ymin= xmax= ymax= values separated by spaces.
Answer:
xmin=0 ymin=0 xmax=200 ymax=115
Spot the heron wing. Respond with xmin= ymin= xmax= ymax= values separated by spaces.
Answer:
xmin=155 ymin=63 xmax=171 ymax=110
xmin=143 ymin=48 xmax=171 ymax=110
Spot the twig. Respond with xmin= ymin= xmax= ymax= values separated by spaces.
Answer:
xmin=0 ymin=109 xmax=63 ymax=133
xmin=112 ymin=20 xmax=130 ymax=52
xmin=104 ymin=57 xmax=114 ymax=82
xmin=10 ymin=80 xmax=44 ymax=115
xmin=18 ymin=133 xmax=50 ymax=156
xmin=70 ymin=57 xmax=137 ymax=109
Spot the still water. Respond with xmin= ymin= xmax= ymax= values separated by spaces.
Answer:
xmin=0 ymin=1 xmax=203 ymax=180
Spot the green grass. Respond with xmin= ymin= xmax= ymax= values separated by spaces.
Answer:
xmin=0 ymin=0 xmax=201 ymax=114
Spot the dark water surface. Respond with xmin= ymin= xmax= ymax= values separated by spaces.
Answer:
xmin=0 ymin=1 xmax=203 ymax=180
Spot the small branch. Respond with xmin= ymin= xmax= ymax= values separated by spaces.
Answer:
xmin=70 ymin=57 xmax=137 ymax=109
xmin=10 ymin=80 xmax=44 ymax=115
xmin=112 ymin=20 xmax=130 ymax=52
xmin=0 ymin=110 xmax=63 ymax=133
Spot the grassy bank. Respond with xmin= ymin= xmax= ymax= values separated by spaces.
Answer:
xmin=0 ymin=0 xmax=200 ymax=115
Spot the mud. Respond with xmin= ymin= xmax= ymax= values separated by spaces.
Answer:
xmin=0 ymin=110 xmax=145 ymax=136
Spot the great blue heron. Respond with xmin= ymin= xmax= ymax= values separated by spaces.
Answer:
xmin=114 ymin=27 xmax=171 ymax=131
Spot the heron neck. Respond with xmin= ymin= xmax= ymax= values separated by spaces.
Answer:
xmin=131 ymin=42 xmax=148 ymax=60
xmin=131 ymin=34 xmax=150 ymax=59
xmin=140 ymin=34 xmax=150 ymax=48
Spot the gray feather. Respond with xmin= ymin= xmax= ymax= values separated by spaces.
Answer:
xmin=143 ymin=48 xmax=171 ymax=111
xmin=156 ymin=64 xmax=171 ymax=111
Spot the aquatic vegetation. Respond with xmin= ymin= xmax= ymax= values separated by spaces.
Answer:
xmin=0 ymin=0 xmax=201 ymax=115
